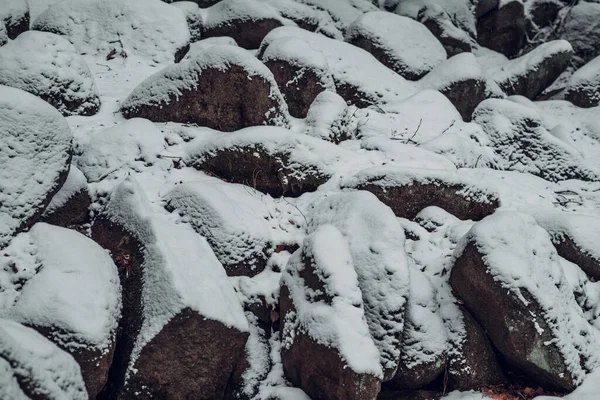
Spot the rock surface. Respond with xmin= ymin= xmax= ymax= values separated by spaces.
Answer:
xmin=565 ymin=55 xmax=600 ymax=108
xmin=477 ymin=0 xmax=526 ymax=57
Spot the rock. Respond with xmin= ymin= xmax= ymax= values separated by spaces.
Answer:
xmin=392 ymin=0 xmax=477 ymax=38
xmin=1 ymin=0 xmax=29 ymax=40
xmin=419 ymin=53 xmax=487 ymax=121
xmin=418 ymin=5 xmax=474 ymax=57
xmin=280 ymin=225 xmax=383 ymax=400
xmin=308 ymin=191 xmax=411 ymax=381
xmin=186 ymin=126 xmax=354 ymax=197
xmin=163 ymin=180 xmax=273 ymax=277
xmin=294 ymin=0 xmax=378 ymax=33
xmin=0 ymin=31 xmax=100 ymax=116
xmin=557 ymin=1 xmax=600 ymax=67
xmin=0 ymin=223 xmax=121 ymax=398
xmin=261 ymin=36 xmax=335 ymax=118
xmin=473 ymin=98 xmax=600 ymax=182
xmin=450 ymin=211 xmax=600 ymax=391
xmin=342 ymin=166 xmax=500 ymax=221
xmin=378 ymin=390 xmax=442 ymax=400
xmin=0 ymin=318 xmax=87 ymax=400
xmin=476 ymin=0 xmax=526 ymax=57
xmin=203 ymin=0 xmax=285 ymax=49
xmin=345 ymin=11 xmax=447 ymax=80
xmin=258 ymin=26 xmax=418 ymax=108
xmin=0 ymin=85 xmax=72 ymax=249
xmin=0 ymin=25 xmax=7 ymax=46
xmin=91 ymin=178 xmax=249 ymax=398
xmin=182 ymin=36 xmax=239 ymax=61
xmin=303 ymin=91 xmax=353 ymax=143
xmin=121 ymin=45 xmax=290 ymax=131
xmin=261 ymin=0 xmax=343 ymax=39
xmin=493 ymin=40 xmax=572 ymax=100
xmin=171 ymin=1 xmax=203 ymax=42
xmin=447 ymin=307 xmax=505 ymax=390
xmin=475 ymin=0 xmax=500 ymax=18
xmin=526 ymin=0 xmax=561 ymax=29
xmin=40 ymin=166 xmax=90 ymax=230
xmin=32 ymin=0 xmax=190 ymax=63
xmin=389 ymin=268 xmax=447 ymax=389
xmin=565 ymin=55 xmax=600 ymax=108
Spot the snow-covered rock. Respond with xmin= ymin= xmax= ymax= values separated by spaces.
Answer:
xmin=307 ymin=191 xmax=411 ymax=380
xmin=41 ymin=165 xmax=90 ymax=229
xmin=171 ymin=1 xmax=203 ymax=42
xmin=32 ymin=0 xmax=191 ymax=63
xmin=345 ymin=11 xmax=447 ymax=80
xmin=260 ymin=0 xmax=343 ymax=39
xmin=186 ymin=126 xmax=355 ymax=197
xmin=91 ymin=177 xmax=249 ymax=398
xmin=565 ymin=55 xmax=600 ymax=108
xmin=0 ymin=318 xmax=87 ymax=400
xmin=419 ymin=53 xmax=488 ymax=121
xmin=280 ymin=225 xmax=382 ymax=400
xmin=0 ymin=31 xmax=100 ymax=116
xmin=1 ymin=0 xmax=29 ymax=40
xmin=473 ymin=98 xmax=600 ymax=182
xmin=0 ymin=85 xmax=72 ymax=249
xmin=303 ymin=91 xmax=352 ymax=143
xmin=342 ymin=166 xmax=500 ymax=221
xmin=0 ymin=223 xmax=121 ymax=398
xmin=294 ymin=0 xmax=377 ymax=33
xmin=261 ymin=36 xmax=335 ymax=118
xmin=392 ymin=0 xmax=477 ymax=38
xmin=121 ymin=45 xmax=290 ymax=131
xmin=476 ymin=0 xmax=526 ymax=57
xmin=182 ymin=36 xmax=239 ymax=61
xmin=203 ymin=0 xmax=285 ymax=49
xmin=493 ymin=40 xmax=573 ymax=100
xmin=557 ymin=1 xmax=600 ymax=67
xmin=418 ymin=5 xmax=474 ymax=57
xmin=450 ymin=211 xmax=600 ymax=390
xmin=258 ymin=26 xmax=418 ymax=108
xmin=164 ymin=180 xmax=273 ymax=277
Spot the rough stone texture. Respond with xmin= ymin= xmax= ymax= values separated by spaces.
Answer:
xmin=564 ymin=56 xmax=600 ymax=108
xmin=553 ymin=236 xmax=600 ymax=281
xmin=121 ymin=46 xmax=289 ymax=132
xmin=171 ymin=1 xmax=204 ymax=42
xmin=350 ymin=182 xmax=498 ymax=221
xmin=450 ymin=243 xmax=577 ymax=391
xmin=390 ymin=354 xmax=446 ymax=390
xmin=419 ymin=5 xmax=473 ymax=57
xmin=92 ymin=217 xmax=249 ymax=399
xmin=557 ymin=1 xmax=600 ymax=67
xmin=475 ymin=0 xmax=500 ymax=18
xmin=378 ymin=390 xmax=443 ymax=400
xmin=1 ymin=0 xmax=29 ymax=40
xmin=448 ymin=307 xmax=505 ymax=390
xmin=477 ymin=0 xmax=526 ymax=57
xmin=40 ymin=190 xmax=91 ymax=230
xmin=527 ymin=0 xmax=561 ymax=29
xmin=439 ymin=77 xmax=487 ymax=121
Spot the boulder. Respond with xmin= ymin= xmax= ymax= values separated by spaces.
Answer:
xmin=261 ymin=36 xmax=335 ymax=118
xmin=473 ymin=98 xmax=600 ymax=182
xmin=389 ymin=268 xmax=447 ymax=389
xmin=280 ymin=225 xmax=382 ymax=400
xmin=258 ymin=26 xmax=418 ymax=108
xmin=186 ymin=126 xmax=354 ymax=197
xmin=418 ymin=5 xmax=474 ymax=57
xmin=171 ymin=1 xmax=203 ymax=42
xmin=32 ymin=0 xmax=190 ymax=63
xmin=345 ymin=12 xmax=446 ymax=80
xmin=392 ymin=0 xmax=477 ymax=38
xmin=342 ymin=166 xmax=500 ymax=221
xmin=493 ymin=40 xmax=573 ymax=100
xmin=182 ymin=36 xmax=239 ymax=61
xmin=303 ymin=91 xmax=353 ymax=143
xmin=0 ymin=318 xmax=87 ymax=400
xmin=0 ymin=223 xmax=121 ymax=398
xmin=1 ymin=0 xmax=29 ymax=40
xmin=0 ymin=25 xmax=7 ymax=46
xmin=419 ymin=53 xmax=487 ymax=121
xmin=557 ymin=1 xmax=600 ymax=67
xmin=450 ymin=211 xmax=600 ymax=391
xmin=91 ymin=178 xmax=249 ymax=398
xmin=526 ymin=0 xmax=561 ymax=30
xmin=40 ymin=166 xmax=90 ymax=230
xmin=565 ymin=55 xmax=600 ymax=108
xmin=260 ymin=0 xmax=343 ymax=39
xmin=203 ymin=0 xmax=284 ymax=49
xmin=163 ymin=180 xmax=273 ymax=277
xmin=0 ymin=31 xmax=100 ymax=116
xmin=476 ymin=0 xmax=526 ymax=57
xmin=378 ymin=390 xmax=442 ymax=400
xmin=308 ymin=191 xmax=411 ymax=380
xmin=293 ymin=0 xmax=377 ymax=33
xmin=0 ymin=85 xmax=72 ymax=248
xmin=121 ymin=45 xmax=290 ymax=131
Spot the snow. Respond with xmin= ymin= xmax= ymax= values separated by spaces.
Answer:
xmin=0 ymin=85 xmax=72 ymax=249
xmin=42 ymin=166 xmax=87 ymax=217
xmin=294 ymin=0 xmax=377 ymax=32
xmin=565 ymin=55 xmax=600 ymax=104
xmin=258 ymin=26 xmax=419 ymax=106
xmin=102 ymin=177 xmax=248 ymax=372
xmin=182 ymin=37 xmax=239 ymax=61
xmin=303 ymin=91 xmax=350 ymax=143
xmin=32 ymin=0 xmax=191 ymax=63
xmin=392 ymin=0 xmax=477 ymax=36
xmin=346 ymin=11 xmax=446 ymax=79
xmin=281 ymin=224 xmax=383 ymax=377
xmin=0 ymin=318 xmax=87 ymax=400
xmin=171 ymin=2 xmax=203 ymax=42
xmin=0 ymin=223 xmax=121 ymax=352
xmin=0 ymin=31 xmax=100 ymax=116
xmin=204 ymin=0 xmax=287 ymax=32
xmin=0 ymin=0 xmax=28 ymax=32
xmin=419 ymin=52 xmax=485 ymax=92
xmin=163 ymin=180 xmax=273 ymax=272
xmin=307 ymin=191 xmax=410 ymax=376
xmin=453 ymin=211 xmax=600 ymax=385
xmin=360 ymin=137 xmax=457 ymax=170
xmin=260 ymin=0 xmax=343 ymax=39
